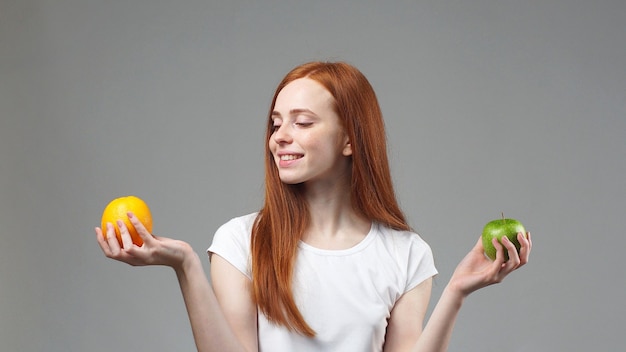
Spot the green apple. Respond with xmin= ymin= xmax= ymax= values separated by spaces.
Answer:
xmin=482 ymin=217 xmax=526 ymax=261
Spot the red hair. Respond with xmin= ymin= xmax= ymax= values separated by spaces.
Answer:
xmin=251 ymin=62 xmax=410 ymax=336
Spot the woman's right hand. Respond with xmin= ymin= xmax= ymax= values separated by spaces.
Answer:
xmin=96 ymin=212 xmax=254 ymax=352
xmin=95 ymin=212 xmax=193 ymax=270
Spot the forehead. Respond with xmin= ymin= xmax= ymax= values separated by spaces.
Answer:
xmin=273 ymin=78 xmax=334 ymax=113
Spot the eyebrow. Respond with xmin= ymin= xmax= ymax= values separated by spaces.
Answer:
xmin=271 ymin=108 xmax=317 ymax=118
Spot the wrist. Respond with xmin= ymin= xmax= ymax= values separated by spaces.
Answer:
xmin=443 ymin=282 xmax=469 ymax=306
xmin=173 ymin=243 xmax=201 ymax=276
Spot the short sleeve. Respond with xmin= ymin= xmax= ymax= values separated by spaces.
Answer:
xmin=404 ymin=234 xmax=438 ymax=292
xmin=207 ymin=213 xmax=257 ymax=280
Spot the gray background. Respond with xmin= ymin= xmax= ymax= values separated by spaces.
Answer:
xmin=1 ymin=0 xmax=625 ymax=351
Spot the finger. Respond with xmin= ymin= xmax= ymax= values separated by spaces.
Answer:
xmin=117 ymin=219 xmax=135 ymax=249
xmin=501 ymin=236 xmax=521 ymax=268
xmin=518 ymin=232 xmax=532 ymax=264
xmin=95 ymin=227 xmax=113 ymax=257
xmin=491 ymin=237 xmax=506 ymax=266
xmin=127 ymin=211 xmax=153 ymax=245
xmin=105 ymin=222 xmax=123 ymax=255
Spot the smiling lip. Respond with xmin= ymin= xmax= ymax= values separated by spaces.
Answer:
xmin=280 ymin=154 xmax=302 ymax=161
xmin=277 ymin=152 xmax=303 ymax=167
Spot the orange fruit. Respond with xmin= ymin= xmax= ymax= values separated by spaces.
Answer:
xmin=101 ymin=195 xmax=152 ymax=246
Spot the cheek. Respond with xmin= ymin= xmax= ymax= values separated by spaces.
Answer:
xmin=314 ymin=142 xmax=341 ymax=162
xmin=268 ymin=137 xmax=277 ymax=153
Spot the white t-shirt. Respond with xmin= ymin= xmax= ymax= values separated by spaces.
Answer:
xmin=208 ymin=213 xmax=437 ymax=352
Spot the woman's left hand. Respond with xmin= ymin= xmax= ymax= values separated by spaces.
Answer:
xmin=448 ymin=232 xmax=532 ymax=297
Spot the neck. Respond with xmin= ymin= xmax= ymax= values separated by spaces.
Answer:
xmin=300 ymin=177 xmax=370 ymax=249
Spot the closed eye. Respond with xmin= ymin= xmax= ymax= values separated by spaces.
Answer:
xmin=270 ymin=115 xmax=282 ymax=133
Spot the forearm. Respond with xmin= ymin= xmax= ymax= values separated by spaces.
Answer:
xmin=412 ymin=284 xmax=465 ymax=352
xmin=410 ymin=232 xmax=531 ymax=351
xmin=174 ymin=250 xmax=247 ymax=352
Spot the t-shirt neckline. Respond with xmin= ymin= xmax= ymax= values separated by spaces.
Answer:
xmin=297 ymin=222 xmax=378 ymax=256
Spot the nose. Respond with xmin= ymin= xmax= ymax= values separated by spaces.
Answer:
xmin=273 ymin=123 xmax=292 ymax=144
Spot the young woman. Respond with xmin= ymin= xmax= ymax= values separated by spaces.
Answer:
xmin=96 ymin=61 xmax=532 ymax=352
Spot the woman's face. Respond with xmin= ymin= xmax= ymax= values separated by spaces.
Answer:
xmin=269 ymin=78 xmax=352 ymax=187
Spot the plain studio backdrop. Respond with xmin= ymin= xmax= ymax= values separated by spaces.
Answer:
xmin=1 ymin=1 xmax=625 ymax=351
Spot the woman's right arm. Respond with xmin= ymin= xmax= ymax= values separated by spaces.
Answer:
xmin=95 ymin=212 xmax=258 ymax=352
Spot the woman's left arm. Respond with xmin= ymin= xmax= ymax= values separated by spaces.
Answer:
xmin=383 ymin=278 xmax=433 ymax=352
xmin=384 ymin=232 xmax=532 ymax=352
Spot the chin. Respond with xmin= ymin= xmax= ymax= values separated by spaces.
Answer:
xmin=277 ymin=172 xmax=308 ymax=185
xmin=279 ymin=178 xmax=304 ymax=185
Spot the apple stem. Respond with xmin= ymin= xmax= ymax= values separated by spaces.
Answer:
xmin=501 ymin=212 xmax=505 ymax=223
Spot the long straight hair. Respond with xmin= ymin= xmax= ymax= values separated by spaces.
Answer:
xmin=251 ymin=62 xmax=410 ymax=337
